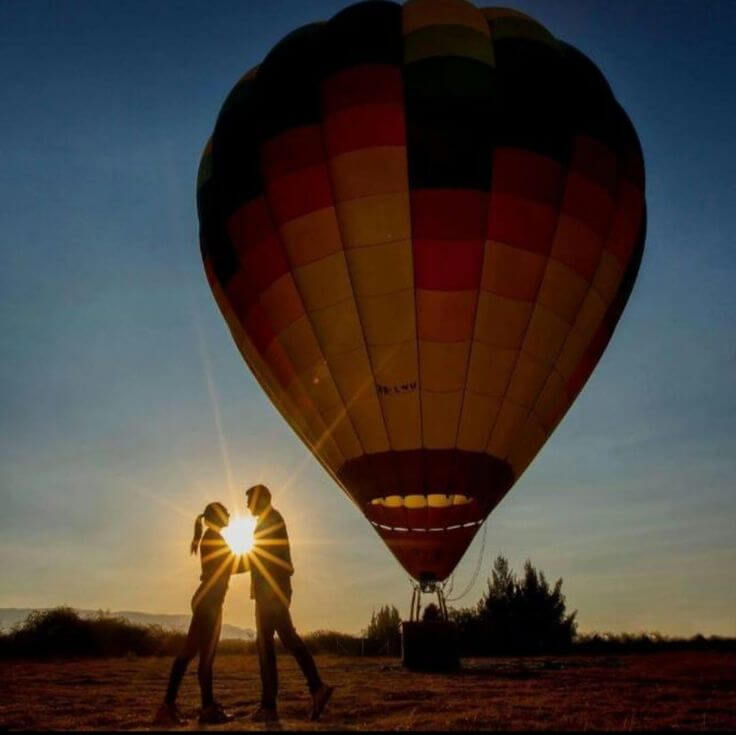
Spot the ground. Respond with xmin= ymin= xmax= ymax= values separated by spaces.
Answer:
xmin=1 ymin=651 xmax=734 ymax=731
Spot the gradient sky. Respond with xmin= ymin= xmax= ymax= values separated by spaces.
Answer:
xmin=1 ymin=0 xmax=734 ymax=637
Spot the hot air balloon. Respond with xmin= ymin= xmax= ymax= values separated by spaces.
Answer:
xmin=197 ymin=0 xmax=646 ymax=610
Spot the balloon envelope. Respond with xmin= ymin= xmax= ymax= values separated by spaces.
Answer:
xmin=197 ymin=0 xmax=646 ymax=582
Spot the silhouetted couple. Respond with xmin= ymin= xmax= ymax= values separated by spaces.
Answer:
xmin=153 ymin=484 xmax=333 ymax=726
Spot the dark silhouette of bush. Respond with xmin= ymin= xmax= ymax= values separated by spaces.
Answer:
xmin=302 ymin=630 xmax=363 ymax=655
xmin=422 ymin=603 xmax=442 ymax=622
xmin=0 ymin=607 xmax=184 ymax=659
xmin=451 ymin=555 xmax=577 ymax=655
xmin=363 ymin=604 xmax=401 ymax=655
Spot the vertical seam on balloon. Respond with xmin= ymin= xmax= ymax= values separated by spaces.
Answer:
xmin=481 ymin=50 xmax=571 ymax=459
xmin=317 ymin=73 xmax=405 ymax=501
xmin=535 ymin=192 xmax=645 ymax=445
xmin=503 ymin=135 xmax=628 ymax=466
xmin=205 ymin=235 xmax=346 ymax=494
xmin=247 ymin=68 xmax=366 ymax=476
xmin=522 ymin=165 xmax=627 ymax=446
xmin=401 ymin=2 xmax=426 ymax=500
xmin=447 ymin=6 xmax=497 ymax=512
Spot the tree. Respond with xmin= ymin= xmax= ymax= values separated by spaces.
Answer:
xmin=363 ymin=604 xmax=401 ymax=655
xmin=472 ymin=555 xmax=577 ymax=654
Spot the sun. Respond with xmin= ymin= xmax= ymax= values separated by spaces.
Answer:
xmin=221 ymin=515 xmax=257 ymax=556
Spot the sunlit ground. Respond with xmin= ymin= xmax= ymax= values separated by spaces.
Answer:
xmin=221 ymin=515 xmax=257 ymax=555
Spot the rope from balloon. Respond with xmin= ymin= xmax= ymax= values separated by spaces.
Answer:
xmin=445 ymin=519 xmax=488 ymax=603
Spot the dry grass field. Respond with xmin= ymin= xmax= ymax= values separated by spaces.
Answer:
xmin=1 ymin=651 xmax=734 ymax=731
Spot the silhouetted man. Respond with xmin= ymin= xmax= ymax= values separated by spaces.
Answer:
xmin=245 ymin=484 xmax=333 ymax=723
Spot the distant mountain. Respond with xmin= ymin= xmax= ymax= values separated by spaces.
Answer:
xmin=0 ymin=608 xmax=254 ymax=640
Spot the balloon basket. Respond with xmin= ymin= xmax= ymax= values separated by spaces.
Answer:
xmin=401 ymin=620 xmax=460 ymax=671
xmin=401 ymin=577 xmax=460 ymax=670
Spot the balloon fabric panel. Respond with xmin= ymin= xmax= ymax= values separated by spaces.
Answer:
xmin=198 ymin=0 xmax=646 ymax=581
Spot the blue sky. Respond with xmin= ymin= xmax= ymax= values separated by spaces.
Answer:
xmin=1 ymin=0 xmax=734 ymax=636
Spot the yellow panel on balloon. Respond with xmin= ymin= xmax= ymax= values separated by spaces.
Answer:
xmin=292 ymin=251 xmax=352 ymax=311
xmin=456 ymin=392 xmax=502 ymax=452
xmin=523 ymin=306 xmax=570 ymax=367
xmin=279 ymin=207 xmax=342 ymax=266
xmin=369 ymin=340 xmax=419 ymax=387
xmin=322 ymin=346 xmax=390 ymax=455
xmin=403 ymin=0 xmax=490 ymax=36
xmin=357 ymin=290 xmax=416 ymax=346
xmin=474 ymin=291 xmax=532 ymax=349
xmin=536 ymin=259 xmax=588 ymax=324
xmin=466 ymin=342 xmax=517 ymax=396
xmin=337 ymin=192 xmax=411 ymax=248
xmin=341 ymin=394 xmax=391 ymax=454
xmin=296 ymin=362 xmax=342 ymax=411
xmin=379 ymin=390 xmax=422 ymax=452
xmin=487 ymin=399 xmax=528 ymax=458
xmin=417 ymin=289 xmax=477 ymax=342
xmin=421 ymin=390 xmax=463 ymax=449
xmin=308 ymin=302 xmax=364 ymax=357
xmin=533 ymin=370 xmax=569 ymax=432
xmin=592 ymin=249 xmax=624 ymax=305
xmin=345 ymin=240 xmax=413 ymax=297
xmin=368 ymin=340 xmax=421 ymax=451
xmin=482 ymin=240 xmax=547 ymax=302
xmin=327 ymin=346 xmax=376 ymax=404
xmin=555 ymin=327 xmax=588 ymax=381
xmin=574 ymin=289 xmax=607 ymax=346
xmin=507 ymin=414 xmax=548 ymax=474
xmin=329 ymin=146 xmax=408 ymax=201
xmin=419 ymin=340 xmax=470 ymax=392
xmin=278 ymin=317 xmax=324 ymax=373
xmin=320 ymin=402 xmax=365 ymax=461
xmin=549 ymin=214 xmax=603 ymax=281
xmin=259 ymin=274 xmax=305 ymax=334
xmin=506 ymin=353 xmax=549 ymax=409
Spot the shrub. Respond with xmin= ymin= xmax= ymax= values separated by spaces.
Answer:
xmin=452 ymin=555 xmax=577 ymax=655
xmin=363 ymin=604 xmax=401 ymax=655
xmin=0 ymin=608 xmax=184 ymax=659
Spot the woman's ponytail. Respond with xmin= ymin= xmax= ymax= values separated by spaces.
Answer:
xmin=190 ymin=514 xmax=205 ymax=555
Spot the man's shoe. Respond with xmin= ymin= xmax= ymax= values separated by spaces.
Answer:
xmin=198 ymin=702 xmax=235 ymax=725
xmin=152 ymin=701 xmax=188 ymax=726
xmin=250 ymin=706 xmax=279 ymax=723
xmin=310 ymin=684 xmax=334 ymax=721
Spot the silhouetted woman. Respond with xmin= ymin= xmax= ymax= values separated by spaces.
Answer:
xmin=153 ymin=502 xmax=240 ymax=726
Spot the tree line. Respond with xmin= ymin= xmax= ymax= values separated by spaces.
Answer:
xmin=1 ymin=555 xmax=732 ymax=659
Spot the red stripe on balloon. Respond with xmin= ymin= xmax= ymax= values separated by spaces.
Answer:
xmin=261 ymin=126 xmax=325 ymax=180
xmin=322 ymin=64 xmax=403 ymax=113
xmin=414 ymin=239 xmax=484 ymax=290
xmin=266 ymin=165 xmax=333 ymax=224
xmin=324 ymin=103 xmax=405 ymax=155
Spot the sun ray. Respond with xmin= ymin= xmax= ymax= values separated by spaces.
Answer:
xmin=131 ymin=485 xmax=195 ymax=520
xmin=192 ymin=552 xmax=237 ymax=610
xmin=247 ymin=552 xmax=290 ymax=608
xmin=251 ymin=545 xmax=294 ymax=573
xmin=193 ymin=310 xmax=237 ymax=512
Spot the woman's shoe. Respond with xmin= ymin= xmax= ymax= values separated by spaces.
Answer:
xmin=152 ymin=701 xmax=188 ymax=726
xmin=199 ymin=702 xmax=235 ymax=724
xmin=250 ymin=706 xmax=279 ymax=723
xmin=310 ymin=684 xmax=334 ymax=721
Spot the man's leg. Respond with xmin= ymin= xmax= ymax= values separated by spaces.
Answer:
xmin=255 ymin=602 xmax=279 ymax=710
xmin=274 ymin=605 xmax=322 ymax=695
